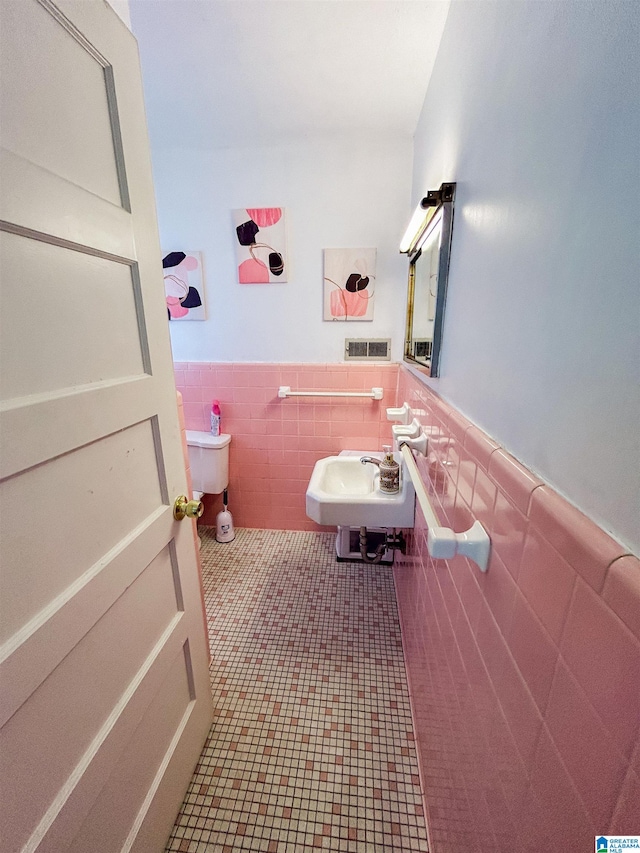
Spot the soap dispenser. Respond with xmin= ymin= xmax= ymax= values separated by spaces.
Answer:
xmin=379 ymin=445 xmax=400 ymax=494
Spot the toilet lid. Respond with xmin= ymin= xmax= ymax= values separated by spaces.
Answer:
xmin=185 ymin=430 xmax=231 ymax=449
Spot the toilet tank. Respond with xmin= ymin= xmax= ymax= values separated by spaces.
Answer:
xmin=185 ymin=431 xmax=231 ymax=494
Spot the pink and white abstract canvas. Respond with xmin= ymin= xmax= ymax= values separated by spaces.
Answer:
xmin=233 ymin=208 xmax=287 ymax=284
xmin=323 ymin=248 xmax=376 ymax=321
xmin=163 ymin=251 xmax=206 ymax=320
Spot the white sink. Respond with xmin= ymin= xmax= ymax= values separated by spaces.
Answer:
xmin=306 ymin=452 xmax=415 ymax=528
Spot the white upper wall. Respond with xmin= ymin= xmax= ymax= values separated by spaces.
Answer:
xmin=411 ymin=0 xmax=640 ymax=552
xmin=130 ymin=1 xmax=448 ymax=365
xmin=151 ymin=137 xmax=413 ymax=363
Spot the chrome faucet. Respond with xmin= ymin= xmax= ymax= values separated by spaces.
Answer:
xmin=360 ymin=455 xmax=381 ymax=467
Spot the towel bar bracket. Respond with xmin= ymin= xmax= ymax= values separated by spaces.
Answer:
xmin=399 ymin=442 xmax=491 ymax=572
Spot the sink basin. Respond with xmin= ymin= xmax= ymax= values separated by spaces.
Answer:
xmin=306 ymin=452 xmax=415 ymax=528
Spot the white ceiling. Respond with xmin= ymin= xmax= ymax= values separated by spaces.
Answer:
xmin=129 ymin=0 xmax=450 ymax=149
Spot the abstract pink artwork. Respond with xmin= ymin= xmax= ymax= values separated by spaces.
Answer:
xmin=233 ymin=208 xmax=287 ymax=283
xmin=323 ymin=248 xmax=376 ymax=321
xmin=163 ymin=251 xmax=206 ymax=320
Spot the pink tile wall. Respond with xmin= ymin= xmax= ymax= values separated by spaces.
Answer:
xmin=394 ymin=367 xmax=639 ymax=852
xmin=174 ymin=363 xmax=398 ymax=530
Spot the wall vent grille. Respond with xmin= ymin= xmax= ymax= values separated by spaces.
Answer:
xmin=344 ymin=338 xmax=391 ymax=361
xmin=413 ymin=339 xmax=433 ymax=360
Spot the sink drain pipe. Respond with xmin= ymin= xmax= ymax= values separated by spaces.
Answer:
xmin=359 ymin=526 xmax=387 ymax=564
xmin=358 ymin=526 xmax=406 ymax=564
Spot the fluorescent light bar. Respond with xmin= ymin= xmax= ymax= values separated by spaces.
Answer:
xmin=415 ymin=207 xmax=443 ymax=254
xmin=399 ymin=200 xmax=429 ymax=253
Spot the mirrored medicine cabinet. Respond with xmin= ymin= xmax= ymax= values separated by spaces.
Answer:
xmin=402 ymin=182 xmax=455 ymax=377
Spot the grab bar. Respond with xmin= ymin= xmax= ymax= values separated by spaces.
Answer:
xmin=278 ymin=386 xmax=383 ymax=400
xmin=399 ymin=442 xmax=491 ymax=572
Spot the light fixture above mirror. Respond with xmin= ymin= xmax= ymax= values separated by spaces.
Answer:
xmin=401 ymin=182 xmax=455 ymax=377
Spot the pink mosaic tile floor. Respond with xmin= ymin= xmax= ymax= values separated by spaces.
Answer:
xmin=165 ymin=528 xmax=429 ymax=852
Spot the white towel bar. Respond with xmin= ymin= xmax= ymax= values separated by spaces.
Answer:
xmin=278 ymin=386 xmax=383 ymax=400
xmin=399 ymin=442 xmax=491 ymax=572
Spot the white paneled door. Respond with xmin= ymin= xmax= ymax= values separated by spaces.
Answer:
xmin=0 ymin=1 xmax=213 ymax=851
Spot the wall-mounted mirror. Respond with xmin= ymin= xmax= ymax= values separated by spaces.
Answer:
xmin=402 ymin=183 xmax=455 ymax=377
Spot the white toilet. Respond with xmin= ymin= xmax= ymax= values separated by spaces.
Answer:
xmin=185 ymin=430 xmax=231 ymax=503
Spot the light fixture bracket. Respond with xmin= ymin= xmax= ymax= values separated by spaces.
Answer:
xmin=420 ymin=182 xmax=455 ymax=210
xmin=400 ymin=182 xmax=456 ymax=255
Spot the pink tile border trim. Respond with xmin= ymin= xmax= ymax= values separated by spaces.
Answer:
xmin=603 ymin=555 xmax=640 ymax=641
xmin=529 ymin=486 xmax=630 ymax=593
xmin=463 ymin=425 xmax=500 ymax=471
xmin=488 ymin=449 xmax=543 ymax=516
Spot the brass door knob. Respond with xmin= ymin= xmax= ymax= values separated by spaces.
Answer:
xmin=173 ymin=495 xmax=204 ymax=521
